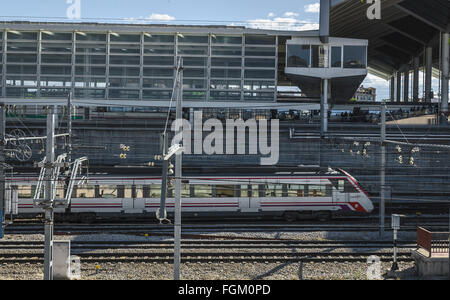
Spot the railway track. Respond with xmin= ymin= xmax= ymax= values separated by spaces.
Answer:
xmin=0 ymin=239 xmax=415 ymax=264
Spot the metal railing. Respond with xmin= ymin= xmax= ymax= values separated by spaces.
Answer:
xmin=417 ymin=227 xmax=449 ymax=257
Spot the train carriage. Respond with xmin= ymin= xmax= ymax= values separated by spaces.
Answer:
xmin=9 ymin=168 xmax=373 ymax=221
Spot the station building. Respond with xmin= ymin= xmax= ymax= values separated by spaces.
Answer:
xmin=0 ymin=22 xmax=368 ymax=117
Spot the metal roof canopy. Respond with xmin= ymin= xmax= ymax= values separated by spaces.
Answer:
xmin=330 ymin=0 xmax=450 ymax=80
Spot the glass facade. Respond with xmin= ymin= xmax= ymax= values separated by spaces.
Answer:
xmin=287 ymin=43 xmax=367 ymax=69
xmin=0 ymin=30 xmax=278 ymax=102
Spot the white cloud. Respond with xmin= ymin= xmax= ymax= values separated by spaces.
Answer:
xmin=147 ymin=13 xmax=176 ymax=21
xmin=267 ymin=12 xmax=275 ymax=18
xmin=247 ymin=15 xmax=318 ymax=31
xmin=124 ymin=13 xmax=176 ymax=23
xmin=305 ymin=3 xmax=320 ymax=13
xmin=284 ymin=12 xmax=299 ymax=17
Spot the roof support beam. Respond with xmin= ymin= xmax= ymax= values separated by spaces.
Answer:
xmin=384 ymin=23 xmax=428 ymax=45
xmin=395 ymin=3 xmax=448 ymax=32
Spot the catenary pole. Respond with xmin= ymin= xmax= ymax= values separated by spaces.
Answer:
xmin=380 ymin=103 xmax=386 ymax=238
xmin=0 ymin=105 xmax=5 ymax=239
xmin=174 ymin=57 xmax=183 ymax=280
xmin=43 ymin=106 xmax=56 ymax=280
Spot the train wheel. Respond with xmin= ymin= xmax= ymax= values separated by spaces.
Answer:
xmin=283 ymin=212 xmax=298 ymax=222
xmin=316 ymin=212 xmax=331 ymax=222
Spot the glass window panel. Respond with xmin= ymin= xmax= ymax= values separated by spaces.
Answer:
xmin=210 ymin=80 xmax=241 ymax=90
xmin=110 ymin=43 xmax=140 ymax=54
xmin=245 ymin=47 xmax=276 ymax=57
xmin=216 ymin=185 xmax=235 ymax=197
xmin=245 ymin=58 xmax=276 ymax=68
xmin=109 ymin=55 xmax=140 ymax=65
xmin=76 ymin=33 xmax=106 ymax=42
xmin=75 ymin=66 xmax=106 ymax=76
xmin=183 ymin=91 xmax=206 ymax=100
xmin=287 ymin=45 xmax=310 ymax=67
xmin=143 ymin=78 xmax=173 ymax=89
xmin=211 ymin=46 xmax=242 ymax=56
xmin=6 ymin=76 xmax=38 ymax=87
xmin=243 ymin=80 xmax=275 ymax=90
xmin=331 ymin=46 xmax=342 ymax=68
xmin=41 ymin=54 xmax=72 ymax=64
xmin=7 ymin=42 xmax=37 ymax=52
xmin=183 ymin=79 xmax=206 ymax=89
xmin=265 ymin=184 xmax=283 ymax=197
xmin=142 ymin=90 xmax=173 ymax=100
xmin=18 ymin=186 xmax=33 ymax=198
xmin=149 ymin=185 xmax=161 ymax=198
xmin=211 ymin=69 xmax=241 ymax=79
xmin=75 ymin=55 xmax=106 ymax=65
xmin=110 ymin=34 xmax=140 ymax=43
xmin=178 ymin=46 xmax=208 ymax=55
xmin=109 ymin=89 xmax=140 ymax=99
xmin=178 ymin=35 xmax=208 ymax=44
xmin=41 ymin=43 xmax=72 ymax=53
xmin=0 ymin=32 xmax=3 ymax=40
xmin=7 ymin=31 xmax=38 ymax=40
xmin=7 ymin=53 xmax=37 ymax=63
xmin=143 ymin=68 xmax=174 ymax=77
xmin=244 ymin=69 xmax=275 ymax=79
xmin=75 ymin=186 xmax=95 ymax=198
xmin=184 ymin=68 xmax=206 ymax=78
xmin=210 ymin=91 xmax=241 ymax=101
xmin=194 ymin=185 xmax=213 ymax=198
xmin=79 ymin=95 xmax=108 ymax=109
xmin=245 ymin=35 xmax=276 ymax=45
xmin=109 ymin=77 xmax=140 ymax=88
xmin=239 ymin=185 xmax=259 ymax=197
xmin=244 ymin=92 xmax=274 ymax=101
xmin=75 ymin=43 xmax=106 ymax=54
xmin=42 ymin=32 xmax=72 ymax=41
xmin=6 ymin=87 xmax=37 ymax=97
xmin=287 ymin=185 xmax=306 ymax=197
xmin=99 ymin=185 xmax=117 ymax=198
xmin=308 ymin=185 xmax=328 ymax=197
xmin=311 ymin=45 xmax=326 ymax=68
xmin=343 ymin=45 xmax=367 ymax=69
xmin=183 ymin=57 xmax=207 ymax=67
xmin=211 ymin=35 xmax=242 ymax=44
xmin=40 ymin=76 xmax=72 ymax=87
xmin=40 ymin=88 xmax=71 ymax=97
xmin=109 ymin=67 xmax=140 ymax=77
xmin=74 ymin=77 xmax=107 ymax=88
xmin=144 ymin=34 xmax=174 ymax=43
xmin=211 ymin=57 xmax=242 ymax=67
xmin=144 ymin=56 xmax=174 ymax=66
xmin=6 ymin=65 xmax=37 ymax=74
xmin=144 ymin=45 xmax=174 ymax=55
xmin=40 ymin=65 xmax=71 ymax=75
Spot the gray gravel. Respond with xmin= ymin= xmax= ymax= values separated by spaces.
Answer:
xmin=0 ymin=231 xmax=421 ymax=280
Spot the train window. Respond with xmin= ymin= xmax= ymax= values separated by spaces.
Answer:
xmin=150 ymin=184 xmax=162 ymax=198
xmin=338 ymin=180 xmax=345 ymax=192
xmin=265 ymin=184 xmax=283 ymax=197
xmin=54 ymin=184 xmax=65 ymax=199
xmin=308 ymin=185 xmax=331 ymax=197
xmin=287 ymin=184 xmax=306 ymax=197
xmin=216 ymin=185 xmax=235 ymax=197
xmin=117 ymin=185 xmax=125 ymax=198
xmin=100 ymin=185 xmax=117 ymax=198
xmin=76 ymin=186 xmax=95 ymax=198
xmin=239 ymin=185 xmax=259 ymax=197
xmin=18 ymin=185 xmax=32 ymax=198
xmin=181 ymin=184 xmax=190 ymax=198
xmin=344 ymin=181 xmax=358 ymax=193
xmin=194 ymin=185 xmax=213 ymax=198
xmin=143 ymin=185 xmax=151 ymax=198
xmin=124 ymin=185 xmax=134 ymax=198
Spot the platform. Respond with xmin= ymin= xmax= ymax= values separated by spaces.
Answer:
xmin=411 ymin=249 xmax=449 ymax=278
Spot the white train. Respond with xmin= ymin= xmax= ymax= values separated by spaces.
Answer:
xmin=6 ymin=168 xmax=373 ymax=221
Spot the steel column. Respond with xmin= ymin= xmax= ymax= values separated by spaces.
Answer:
xmin=441 ymin=32 xmax=449 ymax=123
xmin=413 ymin=57 xmax=420 ymax=102
xmin=321 ymin=78 xmax=329 ymax=137
xmin=403 ymin=70 xmax=409 ymax=102
xmin=425 ymin=47 xmax=433 ymax=102
xmin=390 ymin=76 xmax=395 ymax=102
xmin=0 ymin=105 xmax=5 ymax=239
xmin=380 ymin=103 xmax=386 ymax=238
xmin=396 ymin=72 xmax=402 ymax=102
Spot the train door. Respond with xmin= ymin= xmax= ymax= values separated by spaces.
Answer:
xmin=332 ymin=179 xmax=349 ymax=203
xmin=239 ymin=185 xmax=259 ymax=213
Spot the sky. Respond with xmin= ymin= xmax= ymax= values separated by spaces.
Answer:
xmin=0 ymin=0 xmax=442 ymax=101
